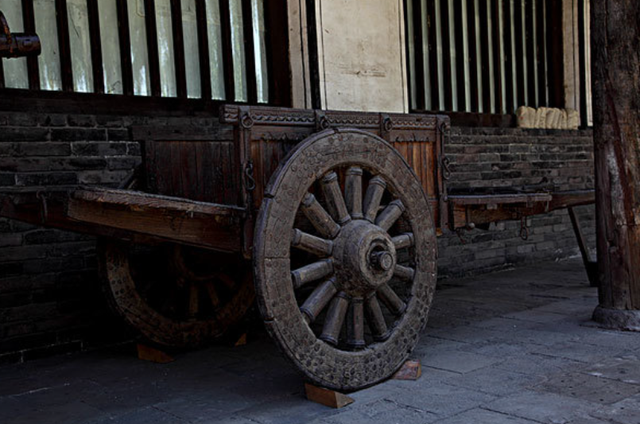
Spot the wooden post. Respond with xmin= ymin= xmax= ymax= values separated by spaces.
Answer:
xmin=591 ymin=0 xmax=640 ymax=330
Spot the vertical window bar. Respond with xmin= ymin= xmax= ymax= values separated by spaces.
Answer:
xmin=144 ymin=0 xmax=161 ymax=96
xmin=170 ymin=0 xmax=187 ymax=98
xmin=67 ymin=0 xmax=93 ymax=92
xmin=205 ymin=0 xmax=225 ymax=100
xmin=434 ymin=0 xmax=445 ymax=111
xmin=546 ymin=0 xmax=563 ymax=107
xmin=219 ymin=0 xmax=235 ymax=101
xmin=479 ymin=0 xmax=492 ymax=113
xmin=503 ymin=0 xmax=515 ymax=112
xmin=584 ymin=0 xmax=592 ymax=125
xmin=469 ymin=0 xmax=481 ymax=113
xmin=241 ymin=0 xmax=257 ymax=103
xmin=529 ymin=0 xmax=538 ymax=107
xmin=496 ymin=0 xmax=506 ymax=113
xmin=115 ymin=0 xmax=133 ymax=95
xmin=459 ymin=0 xmax=471 ymax=112
xmin=55 ymin=0 xmax=73 ymax=91
xmin=405 ymin=0 xmax=418 ymax=110
xmin=410 ymin=0 xmax=426 ymax=110
xmin=22 ymin=0 xmax=40 ymax=90
xmin=537 ymin=0 xmax=548 ymax=106
xmin=86 ymin=0 xmax=104 ymax=94
xmin=426 ymin=0 xmax=440 ymax=111
xmin=518 ymin=0 xmax=527 ymax=106
xmin=195 ymin=0 xmax=212 ymax=99
xmin=229 ymin=0 xmax=247 ymax=101
xmin=485 ymin=0 xmax=496 ymax=113
xmin=251 ymin=0 xmax=268 ymax=103
xmin=180 ymin=0 xmax=200 ymax=98
xmin=442 ymin=0 xmax=457 ymax=111
xmin=419 ymin=0 xmax=431 ymax=110
xmin=98 ymin=0 xmax=122 ymax=94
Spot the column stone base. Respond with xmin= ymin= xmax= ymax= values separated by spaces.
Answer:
xmin=593 ymin=305 xmax=640 ymax=331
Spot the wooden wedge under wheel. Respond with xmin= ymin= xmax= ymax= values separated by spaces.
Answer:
xmin=100 ymin=240 xmax=254 ymax=348
xmin=254 ymin=128 xmax=438 ymax=390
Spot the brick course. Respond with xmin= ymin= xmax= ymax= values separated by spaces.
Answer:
xmin=0 ymin=112 xmax=596 ymax=361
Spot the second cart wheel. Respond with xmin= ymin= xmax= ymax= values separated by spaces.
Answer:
xmin=100 ymin=241 xmax=254 ymax=348
xmin=254 ymin=128 xmax=438 ymax=390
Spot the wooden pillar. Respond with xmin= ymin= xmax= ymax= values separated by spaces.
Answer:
xmin=591 ymin=0 xmax=640 ymax=330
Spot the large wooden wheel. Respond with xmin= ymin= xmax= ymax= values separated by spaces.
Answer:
xmin=99 ymin=241 xmax=254 ymax=348
xmin=254 ymin=129 xmax=438 ymax=390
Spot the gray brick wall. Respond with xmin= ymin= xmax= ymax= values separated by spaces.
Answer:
xmin=0 ymin=113 xmax=596 ymax=361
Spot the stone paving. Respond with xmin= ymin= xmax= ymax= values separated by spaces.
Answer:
xmin=1 ymin=258 xmax=639 ymax=424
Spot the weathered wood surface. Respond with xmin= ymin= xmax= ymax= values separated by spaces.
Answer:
xmin=68 ymin=187 xmax=245 ymax=252
xmin=304 ymin=383 xmax=354 ymax=408
xmin=591 ymin=0 xmax=640 ymax=327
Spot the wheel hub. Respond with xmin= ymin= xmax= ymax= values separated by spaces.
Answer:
xmin=332 ymin=220 xmax=396 ymax=296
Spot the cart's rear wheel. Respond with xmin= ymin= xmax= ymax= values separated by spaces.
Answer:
xmin=100 ymin=241 xmax=254 ymax=348
xmin=254 ymin=129 xmax=437 ymax=391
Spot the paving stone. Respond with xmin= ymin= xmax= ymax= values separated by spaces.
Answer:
xmin=583 ymin=356 xmax=640 ymax=385
xmin=9 ymin=401 xmax=108 ymax=424
xmin=420 ymin=350 xmax=503 ymax=374
xmin=445 ymin=366 xmax=543 ymax=396
xmin=495 ymin=353 xmax=585 ymax=377
xmin=503 ymin=309 xmax=571 ymax=324
xmin=529 ymin=339 xmax=629 ymax=363
xmin=432 ymin=407 xmax=540 ymax=424
xmin=535 ymin=371 xmax=640 ymax=405
xmin=384 ymin=383 xmax=497 ymax=417
xmin=484 ymin=390 xmax=601 ymax=424
xmin=590 ymin=393 xmax=640 ymax=424
xmin=87 ymin=406 xmax=189 ymax=424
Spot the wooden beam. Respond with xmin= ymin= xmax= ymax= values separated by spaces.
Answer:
xmin=67 ymin=188 xmax=245 ymax=252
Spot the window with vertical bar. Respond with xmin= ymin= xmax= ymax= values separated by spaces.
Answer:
xmin=0 ymin=0 xmax=288 ymax=107
xmin=405 ymin=0 xmax=590 ymax=121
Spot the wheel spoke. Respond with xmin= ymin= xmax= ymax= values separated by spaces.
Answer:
xmin=291 ymin=229 xmax=333 ymax=257
xmin=363 ymin=176 xmax=386 ymax=222
xmin=377 ymin=284 xmax=407 ymax=315
xmin=205 ymin=281 xmax=220 ymax=308
xmin=392 ymin=233 xmax=415 ymax=250
xmin=291 ymin=259 xmax=334 ymax=289
xmin=344 ymin=167 xmax=363 ymax=219
xmin=346 ymin=297 xmax=365 ymax=349
xmin=216 ymin=273 xmax=236 ymax=290
xmin=321 ymin=171 xmax=351 ymax=224
xmin=375 ymin=200 xmax=405 ymax=232
xmin=300 ymin=278 xmax=338 ymax=323
xmin=364 ymin=293 xmax=390 ymax=341
xmin=394 ymin=264 xmax=415 ymax=281
xmin=320 ymin=292 xmax=349 ymax=345
xmin=301 ymin=193 xmax=341 ymax=239
xmin=188 ymin=283 xmax=199 ymax=318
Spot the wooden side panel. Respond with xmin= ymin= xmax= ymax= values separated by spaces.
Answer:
xmin=147 ymin=141 xmax=238 ymax=205
xmin=133 ymin=124 xmax=238 ymax=206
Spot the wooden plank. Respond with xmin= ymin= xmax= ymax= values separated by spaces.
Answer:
xmin=67 ymin=188 xmax=245 ymax=252
xmin=21 ymin=0 xmax=40 ymax=90
xmin=144 ymin=0 xmax=161 ymax=97
xmin=55 ymin=0 xmax=73 ymax=91
xmin=116 ymin=0 xmax=133 ymax=95
xmin=86 ymin=0 xmax=104 ymax=94
xmin=195 ymin=0 xmax=212 ymax=100
xmin=170 ymin=0 xmax=187 ymax=98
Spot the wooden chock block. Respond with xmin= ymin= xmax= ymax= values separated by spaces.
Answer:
xmin=304 ymin=383 xmax=354 ymax=409
xmin=234 ymin=333 xmax=247 ymax=347
xmin=136 ymin=343 xmax=175 ymax=364
xmin=392 ymin=359 xmax=422 ymax=381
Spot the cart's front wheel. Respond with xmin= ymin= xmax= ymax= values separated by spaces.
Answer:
xmin=100 ymin=241 xmax=254 ymax=348
xmin=254 ymin=128 xmax=437 ymax=391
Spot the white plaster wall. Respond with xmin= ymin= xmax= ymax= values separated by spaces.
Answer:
xmin=315 ymin=0 xmax=408 ymax=112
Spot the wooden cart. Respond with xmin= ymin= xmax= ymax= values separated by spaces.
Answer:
xmin=0 ymin=105 xmax=595 ymax=391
